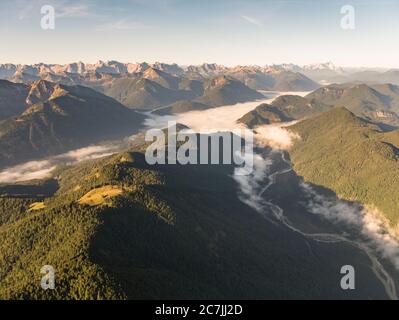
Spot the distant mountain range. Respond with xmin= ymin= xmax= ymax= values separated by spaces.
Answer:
xmin=4 ymin=61 xmax=399 ymax=108
xmin=0 ymin=80 xmax=144 ymax=168
xmin=0 ymin=61 xmax=321 ymax=110
xmin=262 ymin=62 xmax=399 ymax=85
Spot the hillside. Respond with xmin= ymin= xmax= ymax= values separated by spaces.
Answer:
xmin=0 ymin=81 xmax=145 ymax=168
xmin=0 ymin=141 xmax=388 ymax=299
xmin=227 ymin=68 xmax=275 ymax=90
xmin=196 ymin=75 xmax=264 ymax=107
xmin=239 ymin=95 xmax=331 ymax=128
xmin=272 ymin=71 xmax=319 ymax=91
xmin=103 ymin=77 xmax=196 ymax=110
xmin=151 ymin=76 xmax=263 ymax=114
xmin=240 ymin=83 xmax=399 ymax=128
xmin=306 ymin=83 xmax=399 ymax=127
xmin=152 ymin=101 xmax=211 ymax=115
xmin=238 ymin=103 xmax=293 ymax=127
xmin=288 ymin=107 xmax=399 ymax=226
xmin=142 ymin=67 xmax=180 ymax=90
xmin=0 ymin=80 xmax=29 ymax=120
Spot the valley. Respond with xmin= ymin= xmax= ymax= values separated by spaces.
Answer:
xmin=0 ymin=59 xmax=399 ymax=300
xmin=243 ymin=148 xmax=399 ymax=299
xmin=2 ymin=0 xmax=399 ymax=304
xmin=1 ymin=87 xmax=398 ymax=299
xmin=0 ymin=91 xmax=302 ymax=183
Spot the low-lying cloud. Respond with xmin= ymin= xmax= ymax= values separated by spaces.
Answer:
xmin=146 ymin=92 xmax=282 ymax=133
xmin=0 ymin=145 xmax=118 ymax=184
xmin=254 ymin=122 xmax=299 ymax=150
xmin=234 ymin=154 xmax=272 ymax=211
xmin=301 ymin=183 xmax=399 ymax=271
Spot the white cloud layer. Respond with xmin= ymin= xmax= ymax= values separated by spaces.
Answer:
xmin=96 ymin=19 xmax=148 ymax=31
xmin=0 ymin=145 xmax=118 ymax=184
xmin=241 ymin=15 xmax=263 ymax=27
xmin=302 ymin=183 xmax=399 ymax=270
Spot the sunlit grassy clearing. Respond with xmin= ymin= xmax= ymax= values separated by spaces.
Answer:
xmin=78 ymin=185 xmax=124 ymax=207
xmin=28 ymin=202 xmax=46 ymax=212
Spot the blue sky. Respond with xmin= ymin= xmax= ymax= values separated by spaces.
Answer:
xmin=1 ymin=0 xmax=398 ymax=67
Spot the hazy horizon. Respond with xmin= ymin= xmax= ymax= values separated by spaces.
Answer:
xmin=1 ymin=0 xmax=399 ymax=68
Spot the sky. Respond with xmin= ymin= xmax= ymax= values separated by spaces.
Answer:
xmin=0 ymin=0 xmax=398 ymax=67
